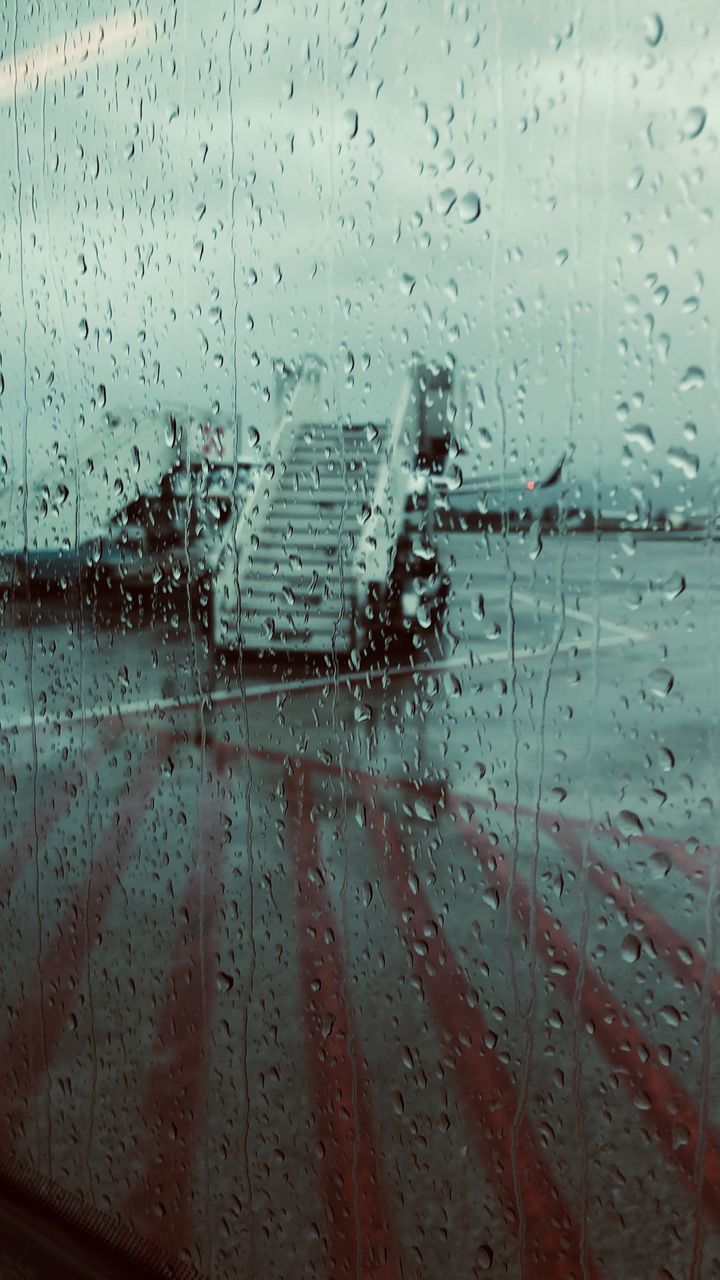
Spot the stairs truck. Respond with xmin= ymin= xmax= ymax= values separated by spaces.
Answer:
xmin=210 ymin=355 xmax=451 ymax=659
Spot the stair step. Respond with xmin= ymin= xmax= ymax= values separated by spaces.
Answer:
xmin=242 ymin=596 xmax=349 ymax=615
xmin=238 ymin=620 xmax=353 ymax=654
xmin=269 ymin=520 xmax=363 ymax=529
xmin=240 ymin=613 xmax=353 ymax=633
xmin=262 ymin=501 xmax=363 ymax=517
xmin=270 ymin=500 xmax=371 ymax=516
xmin=262 ymin=514 xmax=363 ymax=529
xmin=247 ymin=543 xmax=350 ymax=559
xmin=240 ymin=615 xmax=352 ymax=633
xmin=290 ymin=451 xmax=382 ymax=467
xmin=242 ymin=575 xmax=349 ymax=595
xmin=245 ymin=559 xmax=348 ymax=577
xmin=290 ymin=454 xmax=382 ymax=465
xmin=244 ymin=569 xmax=349 ymax=589
xmin=262 ymin=525 xmax=365 ymax=539
xmin=263 ymin=505 xmax=365 ymax=518
xmin=288 ymin=453 xmax=384 ymax=468
xmin=244 ymin=575 xmax=351 ymax=593
xmin=280 ymin=482 xmax=377 ymax=497
xmin=265 ymin=503 xmax=368 ymax=518
xmin=244 ymin=549 xmax=352 ymax=568
xmin=280 ymin=474 xmax=375 ymax=487
xmin=252 ymin=548 xmax=356 ymax=563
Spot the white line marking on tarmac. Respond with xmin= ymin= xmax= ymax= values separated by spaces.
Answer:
xmin=514 ymin=590 xmax=648 ymax=642
xmin=0 ymin=631 xmax=636 ymax=738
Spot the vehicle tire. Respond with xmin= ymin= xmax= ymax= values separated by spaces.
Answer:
xmin=432 ymin=576 xmax=450 ymax=630
xmin=355 ymin=582 xmax=387 ymax=663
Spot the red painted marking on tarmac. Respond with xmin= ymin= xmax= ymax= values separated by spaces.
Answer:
xmin=0 ymin=739 xmax=164 ymax=1151
xmin=216 ymin=740 xmax=720 ymax=867
xmin=359 ymin=779 xmax=601 ymax=1280
xmin=539 ymin=815 xmax=720 ymax=1018
xmin=462 ymin=802 xmax=716 ymax=888
xmin=542 ymin=813 xmax=714 ymax=893
xmin=123 ymin=741 xmax=228 ymax=1263
xmin=286 ymin=764 xmax=400 ymax=1280
xmin=450 ymin=798 xmax=720 ymax=1229
xmin=0 ymin=724 xmax=120 ymax=906
xmin=621 ymin=833 xmax=712 ymax=891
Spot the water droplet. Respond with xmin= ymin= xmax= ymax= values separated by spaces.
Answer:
xmin=458 ymin=192 xmax=481 ymax=223
xmin=476 ymin=1244 xmax=494 ymax=1270
xmin=342 ymin=109 xmax=359 ymax=140
xmin=437 ymin=187 xmax=457 ymax=215
xmin=663 ymin=574 xmax=686 ymax=600
xmin=666 ymin=447 xmax=699 ymax=479
xmin=673 ymin=1123 xmax=690 ymax=1149
xmin=682 ymin=106 xmax=707 ymax=140
xmin=650 ymin=850 xmax=673 ymax=878
xmin=679 ymin=365 xmax=705 ymax=391
xmin=620 ymin=934 xmax=641 ymax=964
xmin=649 ymin=666 xmax=674 ymax=696
xmin=643 ymin=12 xmax=664 ymax=47
xmin=619 ymin=810 xmax=644 ymax=835
xmin=660 ymin=1004 xmax=681 ymax=1026
xmin=624 ymin=423 xmax=655 ymax=453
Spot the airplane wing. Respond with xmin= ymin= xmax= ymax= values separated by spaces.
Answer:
xmin=537 ymin=454 xmax=566 ymax=489
xmin=433 ymin=453 xmax=566 ymax=495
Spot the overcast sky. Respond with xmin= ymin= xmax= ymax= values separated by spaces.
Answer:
xmin=0 ymin=0 xmax=718 ymax=518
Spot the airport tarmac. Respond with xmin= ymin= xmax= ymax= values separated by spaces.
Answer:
xmin=0 ymin=531 xmax=719 ymax=1278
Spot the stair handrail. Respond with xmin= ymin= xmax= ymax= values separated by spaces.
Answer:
xmin=356 ymin=364 xmax=420 ymax=590
xmin=218 ymin=362 xmax=308 ymax=592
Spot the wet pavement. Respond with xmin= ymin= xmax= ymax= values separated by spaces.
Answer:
xmin=1 ymin=531 xmax=719 ymax=1278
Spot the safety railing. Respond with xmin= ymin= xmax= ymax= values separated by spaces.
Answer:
xmin=356 ymin=363 xmax=421 ymax=591
xmin=213 ymin=362 xmax=308 ymax=612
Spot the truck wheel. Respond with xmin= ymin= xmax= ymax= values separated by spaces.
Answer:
xmin=356 ymin=583 xmax=390 ymax=662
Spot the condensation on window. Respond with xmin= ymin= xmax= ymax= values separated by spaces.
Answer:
xmin=0 ymin=2 xmax=717 ymax=1277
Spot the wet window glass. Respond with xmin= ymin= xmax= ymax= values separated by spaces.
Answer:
xmin=1 ymin=2 xmax=718 ymax=1277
